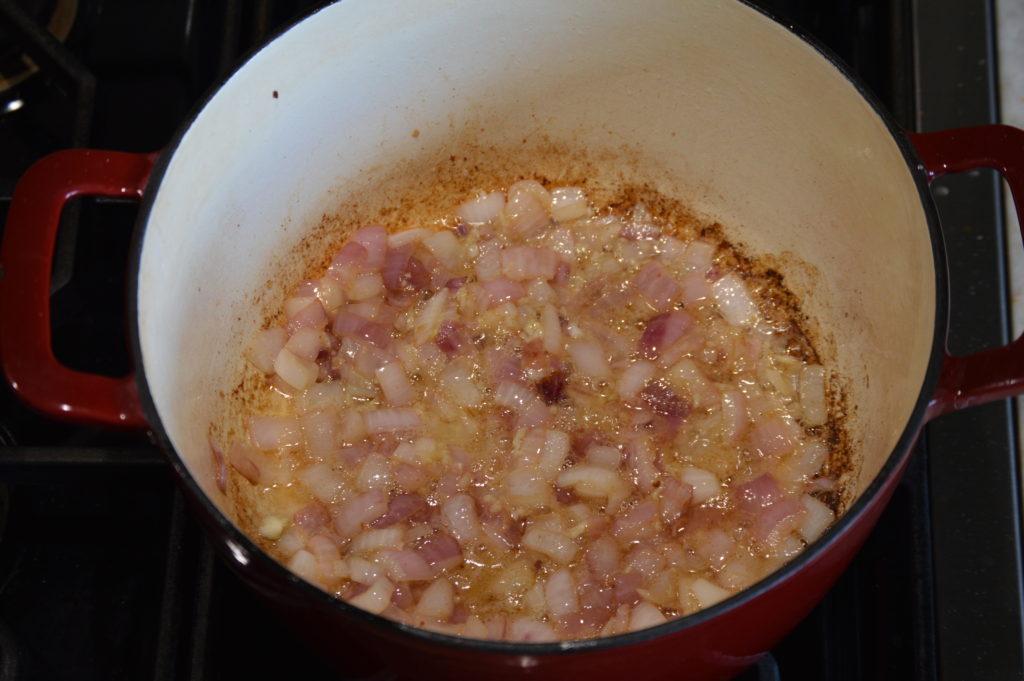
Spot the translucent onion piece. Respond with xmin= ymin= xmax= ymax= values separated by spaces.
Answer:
xmin=348 ymin=577 xmax=395 ymax=615
xmin=798 ymin=495 xmax=834 ymax=543
xmin=681 ymin=467 xmax=720 ymax=504
xmin=522 ymin=527 xmax=577 ymax=563
xmin=248 ymin=327 xmax=286 ymax=373
xmin=567 ymin=340 xmax=611 ymax=381
xmin=629 ymin=602 xmax=668 ymax=631
xmin=689 ymin=578 xmax=731 ymax=609
xmin=415 ymin=578 xmax=456 ymax=620
xmin=249 ymin=415 xmax=302 ymax=450
xmin=544 ymin=568 xmax=578 ymax=616
xmin=423 ymin=230 xmax=462 ymax=270
xmin=377 ymin=362 xmax=416 ymax=406
xmin=549 ymin=187 xmax=591 ymax=223
xmin=457 ymin=191 xmax=505 ymax=225
xmin=274 ymin=347 xmax=318 ymax=390
xmin=711 ymin=273 xmax=756 ymax=327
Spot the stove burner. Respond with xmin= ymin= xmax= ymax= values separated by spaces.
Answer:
xmin=0 ymin=0 xmax=77 ymax=96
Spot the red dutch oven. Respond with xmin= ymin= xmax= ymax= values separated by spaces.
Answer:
xmin=2 ymin=1 xmax=1024 ymax=680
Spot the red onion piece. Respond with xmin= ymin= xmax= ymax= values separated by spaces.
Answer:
xmin=711 ymin=272 xmax=757 ymax=327
xmin=613 ymin=572 xmax=643 ymax=606
xmin=382 ymin=243 xmax=413 ymax=291
xmin=482 ymin=277 xmax=526 ymax=308
xmin=371 ymin=493 xmax=428 ymax=528
xmin=500 ymin=246 xmax=560 ymax=281
xmin=249 ymin=327 xmax=287 ymax=374
xmin=332 ymin=311 xmax=392 ymax=349
xmin=333 ymin=489 xmax=389 ymax=536
xmin=209 ymin=439 xmax=228 ymax=494
xmin=612 ymin=500 xmax=658 ymax=542
xmin=249 ymin=415 xmax=302 ymax=450
xmin=441 ymin=494 xmax=482 ymax=545
xmin=332 ymin=241 xmax=369 ymax=268
xmin=458 ymin=191 xmax=505 ymax=225
xmin=639 ymin=311 xmax=694 ymax=360
xmin=635 ymin=262 xmax=682 ymax=312
xmin=300 ymin=409 xmax=336 ymax=460
xmin=509 ymin=617 xmax=558 ymax=643
xmin=376 ymin=362 xmax=416 ymax=406
xmin=292 ymin=502 xmax=331 ymax=532
xmin=378 ymin=548 xmax=434 ymax=582
xmin=638 ymin=380 xmax=691 ymax=418
xmin=585 ymin=536 xmax=620 ymax=579
xmin=752 ymin=497 xmax=806 ymax=545
xmin=545 ymin=568 xmax=579 ymax=616
xmin=435 ymin=320 xmax=469 ymax=356
xmin=734 ymin=473 xmax=784 ymax=513
xmin=415 ymin=533 xmax=463 ymax=570
xmin=748 ymin=417 xmax=798 ymax=458
xmin=286 ymin=298 xmax=327 ymax=334
xmin=363 ymin=407 xmax=421 ymax=434
xmin=227 ymin=442 xmax=263 ymax=485
xmin=351 ymin=225 xmax=388 ymax=269
xmin=285 ymin=327 xmax=323 ymax=361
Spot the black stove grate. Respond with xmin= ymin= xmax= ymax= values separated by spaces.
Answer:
xmin=0 ymin=1 xmax=1020 ymax=679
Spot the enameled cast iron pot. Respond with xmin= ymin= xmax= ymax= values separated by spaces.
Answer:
xmin=3 ymin=1 xmax=1024 ymax=679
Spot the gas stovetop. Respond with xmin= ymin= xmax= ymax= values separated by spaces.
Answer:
xmin=0 ymin=1 xmax=1020 ymax=679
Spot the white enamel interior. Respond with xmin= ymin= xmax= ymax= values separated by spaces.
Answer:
xmin=137 ymin=0 xmax=935 ymax=518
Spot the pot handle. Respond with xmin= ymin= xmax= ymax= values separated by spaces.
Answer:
xmin=908 ymin=125 xmax=1024 ymax=419
xmin=0 ymin=149 xmax=156 ymax=429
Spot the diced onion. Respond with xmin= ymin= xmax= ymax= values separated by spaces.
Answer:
xmin=586 ymin=445 xmax=622 ymax=470
xmin=798 ymin=495 xmax=834 ymax=543
xmin=549 ymin=187 xmax=591 ymax=222
xmin=441 ymin=494 xmax=482 ymax=545
xmin=300 ymin=410 xmax=336 ymax=459
xmin=415 ymin=578 xmax=456 ymax=619
xmin=249 ymin=415 xmax=302 ymax=450
xmin=522 ymin=527 xmax=577 ymax=563
xmin=508 ymin=617 xmax=558 ymax=642
xmin=285 ymin=327 xmax=323 ymax=361
xmin=274 ymin=347 xmax=318 ymax=390
xmin=557 ymin=466 xmax=628 ymax=507
xmin=544 ymin=568 xmax=578 ymax=616
xmin=567 ymin=340 xmax=611 ymax=381
xmin=348 ymin=577 xmax=395 ymax=615
xmin=288 ymin=550 xmax=320 ymax=582
xmin=504 ymin=185 xmax=550 ymax=237
xmin=681 ymin=467 xmax=720 ymax=504
xmin=248 ymin=327 xmax=287 ymax=374
xmin=351 ymin=527 xmax=405 ymax=553
xmin=350 ymin=225 xmax=388 ymax=269
xmin=711 ymin=273 xmax=756 ymax=327
xmin=423 ymin=230 xmax=461 ymax=270
xmin=689 ymin=578 xmax=731 ymax=608
xmin=413 ymin=289 xmax=449 ymax=344
xmin=347 ymin=272 xmax=385 ymax=301
xmin=501 ymin=247 xmax=559 ymax=281
xmin=617 ymin=360 xmax=656 ymax=400
xmin=457 ymin=192 xmax=505 ymax=225
xmin=297 ymin=463 xmax=348 ymax=504
xmin=681 ymin=240 xmax=716 ymax=272
xmin=377 ymin=362 xmax=416 ymax=406
xmin=363 ymin=408 xmax=421 ymax=433
xmin=258 ymin=516 xmax=286 ymax=540
xmin=629 ymin=602 xmax=668 ymax=631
